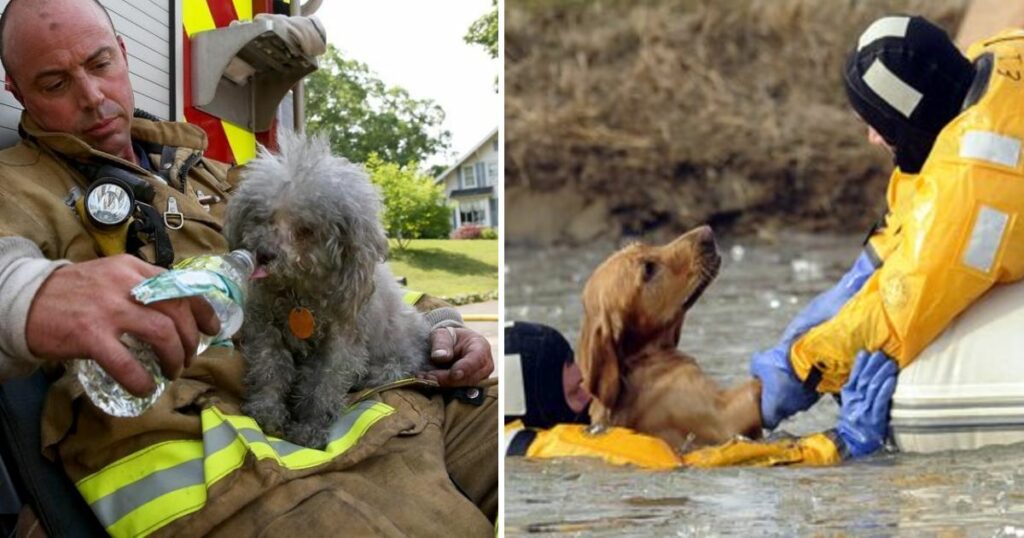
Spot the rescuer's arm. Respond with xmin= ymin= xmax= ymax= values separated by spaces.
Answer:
xmin=751 ymin=252 xmax=877 ymax=429
xmin=789 ymin=166 xmax=1010 ymax=393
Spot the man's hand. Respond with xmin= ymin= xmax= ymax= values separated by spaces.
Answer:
xmin=835 ymin=350 xmax=898 ymax=459
xmin=421 ymin=326 xmax=493 ymax=387
xmin=25 ymin=255 xmax=220 ymax=396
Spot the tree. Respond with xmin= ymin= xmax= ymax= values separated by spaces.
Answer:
xmin=465 ymin=0 xmax=498 ymax=91
xmin=305 ymin=46 xmax=452 ymax=166
xmin=464 ymin=0 xmax=497 ymax=59
xmin=365 ymin=154 xmax=452 ymax=250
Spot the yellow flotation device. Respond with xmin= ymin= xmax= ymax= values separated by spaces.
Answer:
xmin=504 ymin=421 xmax=842 ymax=469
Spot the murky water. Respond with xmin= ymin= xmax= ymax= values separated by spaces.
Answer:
xmin=505 ymin=232 xmax=1024 ymax=536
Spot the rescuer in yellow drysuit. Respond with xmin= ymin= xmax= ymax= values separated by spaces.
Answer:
xmin=753 ymin=16 xmax=1024 ymax=431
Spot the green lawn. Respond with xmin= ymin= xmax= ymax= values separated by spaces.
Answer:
xmin=388 ymin=239 xmax=498 ymax=301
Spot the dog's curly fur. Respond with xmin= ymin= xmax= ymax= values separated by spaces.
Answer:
xmin=225 ymin=133 xmax=431 ymax=448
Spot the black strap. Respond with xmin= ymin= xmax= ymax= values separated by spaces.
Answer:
xmin=158 ymin=145 xmax=177 ymax=186
xmin=128 ymin=203 xmax=175 ymax=268
xmin=863 ymin=244 xmax=883 ymax=269
xmin=802 ymin=366 xmax=823 ymax=393
xmin=506 ymin=429 xmax=537 ymax=457
xmin=962 ymin=53 xmax=993 ymax=111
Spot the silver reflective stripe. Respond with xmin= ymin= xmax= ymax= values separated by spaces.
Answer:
xmin=233 ymin=427 xmax=304 ymax=456
xmin=960 ymin=130 xmax=1021 ymax=168
xmin=327 ymin=400 xmax=379 ymax=441
xmin=203 ymin=421 xmax=237 ymax=459
xmin=90 ymin=458 xmax=204 ymax=528
xmin=505 ymin=353 xmax=526 ymax=416
xmin=271 ymin=439 xmax=304 ymax=457
xmin=963 ymin=205 xmax=1008 ymax=273
xmin=862 ymin=59 xmax=922 ymax=118
xmin=858 ymin=16 xmax=911 ymax=50
xmin=88 ymin=400 xmax=385 ymax=532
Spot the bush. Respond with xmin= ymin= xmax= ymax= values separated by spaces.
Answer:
xmin=365 ymin=154 xmax=452 ymax=249
xmin=451 ymin=225 xmax=484 ymax=239
xmin=480 ymin=227 xmax=498 ymax=240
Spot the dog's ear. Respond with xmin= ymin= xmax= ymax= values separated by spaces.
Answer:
xmin=577 ymin=304 xmax=624 ymax=417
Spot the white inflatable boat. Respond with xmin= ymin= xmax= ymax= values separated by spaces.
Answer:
xmin=891 ymin=281 xmax=1024 ymax=453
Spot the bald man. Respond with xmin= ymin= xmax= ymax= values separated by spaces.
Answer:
xmin=0 ymin=1 xmax=496 ymax=534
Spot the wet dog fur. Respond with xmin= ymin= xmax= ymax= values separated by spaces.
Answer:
xmin=577 ymin=226 xmax=762 ymax=451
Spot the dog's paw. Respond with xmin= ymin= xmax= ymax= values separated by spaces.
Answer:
xmin=242 ymin=399 xmax=289 ymax=437
xmin=284 ymin=421 xmax=331 ymax=449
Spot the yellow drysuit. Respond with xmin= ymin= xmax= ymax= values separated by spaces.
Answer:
xmin=792 ymin=31 xmax=1024 ymax=392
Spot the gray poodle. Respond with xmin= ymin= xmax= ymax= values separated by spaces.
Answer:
xmin=225 ymin=133 xmax=431 ymax=448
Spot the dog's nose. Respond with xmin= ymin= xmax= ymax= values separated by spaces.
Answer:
xmin=693 ymin=225 xmax=716 ymax=251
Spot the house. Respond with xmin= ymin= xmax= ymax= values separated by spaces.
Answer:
xmin=436 ymin=128 xmax=499 ymax=230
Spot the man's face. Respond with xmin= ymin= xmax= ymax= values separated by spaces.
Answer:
xmin=867 ymin=126 xmax=894 ymax=156
xmin=562 ymin=361 xmax=591 ymax=414
xmin=3 ymin=0 xmax=135 ymax=161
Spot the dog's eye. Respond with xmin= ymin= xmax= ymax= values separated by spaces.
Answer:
xmin=642 ymin=260 xmax=658 ymax=282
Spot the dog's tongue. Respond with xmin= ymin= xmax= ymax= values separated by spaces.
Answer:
xmin=251 ymin=266 xmax=269 ymax=280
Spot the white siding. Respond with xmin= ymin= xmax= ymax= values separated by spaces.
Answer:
xmin=439 ymin=131 xmax=499 ymax=230
xmin=0 ymin=0 xmax=175 ymax=148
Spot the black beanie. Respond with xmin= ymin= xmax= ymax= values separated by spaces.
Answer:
xmin=504 ymin=321 xmax=589 ymax=429
xmin=843 ymin=15 xmax=975 ymax=173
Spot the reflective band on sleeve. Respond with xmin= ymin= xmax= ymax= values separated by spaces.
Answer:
xmin=505 ymin=353 xmax=527 ymax=416
xmin=858 ymin=16 xmax=911 ymax=50
xmin=100 ymin=462 xmax=207 ymax=538
xmin=960 ymin=130 xmax=1022 ymax=168
xmin=963 ymin=205 xmax=1009 ymax=273
xmin=862 ymin=59 xmax=923 ymax=118
xmin=76 ymin=400 xmax=395 ymax=537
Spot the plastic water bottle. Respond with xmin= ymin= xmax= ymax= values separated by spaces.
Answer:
xmin=76 ymin=249 xmax=255 ymax=417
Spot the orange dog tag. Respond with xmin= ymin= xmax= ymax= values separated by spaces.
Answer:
xmin=289 ymin=307 xmax=315 ymax=339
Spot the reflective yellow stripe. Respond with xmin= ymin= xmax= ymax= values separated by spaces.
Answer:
xmin=403 ymin=290 xmax=424 ymax=305
xmin=203 ymin=401 xmax=396 ymax=470
xmin=77 ymin=440 xmax=204 ymax=504
xmin=231 ymin=0 xmax=253 ymax=21
xmin=106 ymin=484 xmax=207 ymax=538
xmin=78 ymin=401 xmax=395 ymax=537
xmin=221 ymin=119 xmax=257 ymax=164
xmin=182 ymin=0 xmax=216 ymax=36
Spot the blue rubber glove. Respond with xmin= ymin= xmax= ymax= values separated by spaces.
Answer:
xmin=750 ymin=346 xmax=820 ymax=430
xmin=752 ymin=252 xmax=877 ymax=429
xmin=834 ymin=350 xmax=898 ymax=459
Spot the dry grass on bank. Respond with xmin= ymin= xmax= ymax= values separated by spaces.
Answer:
xmin=506 ymin=0 xmax=968 ymax=242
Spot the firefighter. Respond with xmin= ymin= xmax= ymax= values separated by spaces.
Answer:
xmin=0 ymin=0 xmax=496 ymax=534
xmin=753 ymin=16 xmax=1024 ymax=430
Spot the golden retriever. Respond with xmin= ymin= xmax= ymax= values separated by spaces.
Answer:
xmin=578 ymin=225 xmax=762 ymax=450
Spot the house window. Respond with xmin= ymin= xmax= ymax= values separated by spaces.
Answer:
xmin=462 ymin=165 xmax=477 ymax=188
xmin=476 ymin=162 xmax=487 ymax=186
xmin=459 ymin=199 xmax=488 ymax=226
xmin=487 ymin=161 xmax=498 ymax=185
